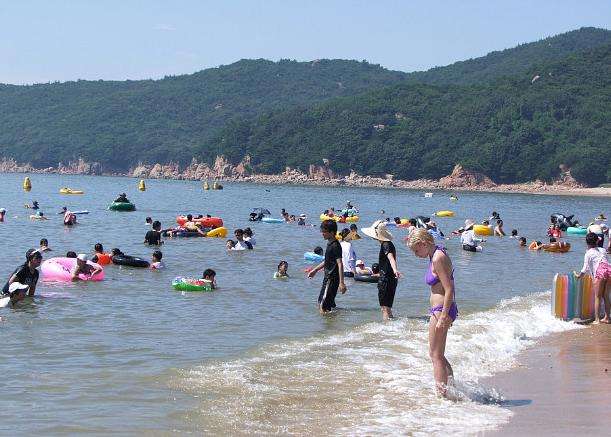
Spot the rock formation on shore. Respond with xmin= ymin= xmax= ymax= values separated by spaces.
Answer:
xmin=0 ymin=154 xmax=591 ymax=193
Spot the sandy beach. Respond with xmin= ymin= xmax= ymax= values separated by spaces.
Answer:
xmin=484 ymin=325 xmax=611 ymax=435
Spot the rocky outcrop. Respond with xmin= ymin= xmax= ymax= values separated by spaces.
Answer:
xmin=438 ymin=164 xmax=496 ymax=189
xmin=308 ymin=159 xmax=334 ymax=180
xmin=1 ymin=155 xmax=602 ymax=195
xmin=57 ymin=158 xmax=102 ymax=175
xmin=0 ymin=158 xmax=35 ymax=173
xmin=0 ymin=157 xmax=102 ymax=174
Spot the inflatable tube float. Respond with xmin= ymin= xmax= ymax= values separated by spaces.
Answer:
xmin=206 ymin=227 xmax=227 ymax=238
xmin=72 ymin=210 xmax=89 ymax=215
xmin=173 ymin=230 xmax=204 ymax=238
xmin=552 ymin=273 xmax=594 ymax=321
xmin=434 ymin=210 xmax=455 ymax=217
xmin=566 ymin=226 xmax=587 ymax=236
xmin=176 ymin=216 xmax=223 ymax=228
xmin=304 ymin=252 xmax=324 ymax=263
xmin=172 ymin=277 xmax=213 ymax=292
xmin=112 ymin=254 xmax=149 ymax=268
xmin=473 ymin=224 xmax=493 ymax=236
xmin=23 ymin=177 xmax=32 ymax=191
xmin=41 ymin=257 xmax=104 ymax=282
xmin=543 ymin=243 xmax=571 ymax=253
xmin=319 ymin=214 xmax=359 ymax=223
xmin=108 ymin=201 xmax=135 ymax=211
xmin=354 ymin=274 xmax=378 ymax=283
xmin=262 ymin=217 xmax=284 ymax=223
xmin=59 ymin=188 xmax=84 ymax=195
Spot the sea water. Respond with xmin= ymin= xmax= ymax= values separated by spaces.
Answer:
xmin=0 ymin=173 xmax=608 ymax=434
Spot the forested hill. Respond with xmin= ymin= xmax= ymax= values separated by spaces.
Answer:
xmin=0 ymin=59 xmax=406 ymax=168
xmin=406 ymin=27 xmax=611 ymax=85
xmin=0 ymin=27 xmax=609 ymax=185
xmin=209 ymin=44 xmax=611 ymax=186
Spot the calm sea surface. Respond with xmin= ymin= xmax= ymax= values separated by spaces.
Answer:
xmin=0 ymin=173 xmax=609 ymax=434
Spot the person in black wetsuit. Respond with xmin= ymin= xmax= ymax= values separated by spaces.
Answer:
xmin=307 ymin=219 xmax=347 ymax=313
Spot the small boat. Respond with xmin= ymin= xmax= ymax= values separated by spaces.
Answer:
xmin=203 ymin=181 xmax=210 ymax=190
xmin=212 ymin=181 xmax=223 ymax=190
xmin=424 ymin=192 xmax=433 ymax=198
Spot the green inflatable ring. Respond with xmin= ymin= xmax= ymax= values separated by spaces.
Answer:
xmin=172 ymin=277 xmax=213 ymax=292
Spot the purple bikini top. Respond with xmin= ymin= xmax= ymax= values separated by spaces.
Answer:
xmin=425 ymin=246 xmax=454 ymax=286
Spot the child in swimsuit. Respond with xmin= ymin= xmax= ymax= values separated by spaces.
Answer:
xmin=407 ymin=228 xmax=457 ymax=397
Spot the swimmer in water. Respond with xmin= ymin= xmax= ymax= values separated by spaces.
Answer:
xmin=274 ymin=261 xmax=289 ymax=279
xmin=202 ymin=268 xmax=217 ymax=289
xmin=71 ymin=254 xmax=102 ymax=281
xmin=39 ymin=238 xmax=52 ymax=252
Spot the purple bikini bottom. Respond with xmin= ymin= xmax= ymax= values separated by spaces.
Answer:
xmin=430 ymin=301 xmax=458 ymax=322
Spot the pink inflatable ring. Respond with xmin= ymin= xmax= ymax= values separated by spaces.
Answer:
xmin=41 ymin=257 xmax=105 ymax=282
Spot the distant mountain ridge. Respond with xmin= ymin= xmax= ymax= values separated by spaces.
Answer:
xmin=209 ymin=43 xmax=611 ymax=186
xmin=0 ymin=26 xmax=609 ymax=185
xmin=406 ymin=27 xmax=611 ymax=85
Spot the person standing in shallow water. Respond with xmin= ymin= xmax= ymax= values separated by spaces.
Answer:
xmin=407 ymin=228 xmax=458 ymax=397
xmin=307 ymin=219 xmax=346 ymax=313
xmin=362 ymin=220 xmax=401 ymax=320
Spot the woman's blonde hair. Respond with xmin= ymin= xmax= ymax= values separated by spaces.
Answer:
xmin=407 ymin=228 xmax=434 ymax=248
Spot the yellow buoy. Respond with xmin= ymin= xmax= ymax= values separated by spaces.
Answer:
xmin=23 ymin=177 xmax=32 ymax=191
xmin=203 ymin=181 xmax=210 ymax=190
xmin=138 ymin=179 xmax=146 ymax=191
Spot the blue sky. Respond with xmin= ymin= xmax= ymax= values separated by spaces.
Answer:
xmin=0 ymin=0 xmax=609 ymax=84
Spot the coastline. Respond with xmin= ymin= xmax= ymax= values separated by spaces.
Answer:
xmin=2 ymin=158 xmax=610 ymax=198
xmin=483 ymin=325 xmax=611 ymax=435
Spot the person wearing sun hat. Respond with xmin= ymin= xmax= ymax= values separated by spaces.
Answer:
xmin=460 ymin=219 xmax=483 ymax=252
xmin=362 ymin=220 xmax=401 ymax=320
xmin=2 ymin=248 xmax=43 ymax=303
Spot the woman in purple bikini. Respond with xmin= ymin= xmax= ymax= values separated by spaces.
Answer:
xmin=407 ymin=228 xmax=458 ymax=397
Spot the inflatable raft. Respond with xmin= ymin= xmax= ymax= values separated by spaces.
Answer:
xmin=60 ymin=188 xmax=84 ymax=195
xmin=262 ymin=217 xmax=284 ymax=223
xmin=566 ymin=226 xmax=587 ymax=236
xmin=354 ymin=274 xmax=378 ymax=283
xmin=172 ymin=277 xmax=213 ymax=292
xmin=434 ymin=210 xmax=454 ymax=217
xmin=176 ymin=215 xmax=223 ymax=228
xmin=304 ymin=252 xmax=324 ymax=263
xmin=319 ymin=214 xmax=359 ymax=223
xmin=473 ymin=224 xmax=493 ymax=236
xmin=112 ymin=254 xmax=149 ymax=268
xmin=41 ymin=257 xmax=104 ymax=282
xmin=552 ymin=273 xmax=594 ymax=321
xmin=108 ymin=201 xmax=135 ymax=211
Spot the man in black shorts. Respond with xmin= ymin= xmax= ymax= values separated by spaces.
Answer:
xmin=362 ymin=220 xmax=401 ymax=320
xmin=2 ymin=249 xmax=43 ymax=305
xmin=307 ymin=220 xmax=347 ymax=313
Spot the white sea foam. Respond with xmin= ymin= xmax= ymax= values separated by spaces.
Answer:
xmin=173 ymin=291 xmax=581 ymax=435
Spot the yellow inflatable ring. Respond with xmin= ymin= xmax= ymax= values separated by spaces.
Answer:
xmin=473 ymin=224 xmax=493 ymax=236
xmin=206 ymin=227 xmax=228 ymax=238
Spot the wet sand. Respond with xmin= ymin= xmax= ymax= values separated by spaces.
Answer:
xmin=484 ymin=325 xmax=611 ymax=435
